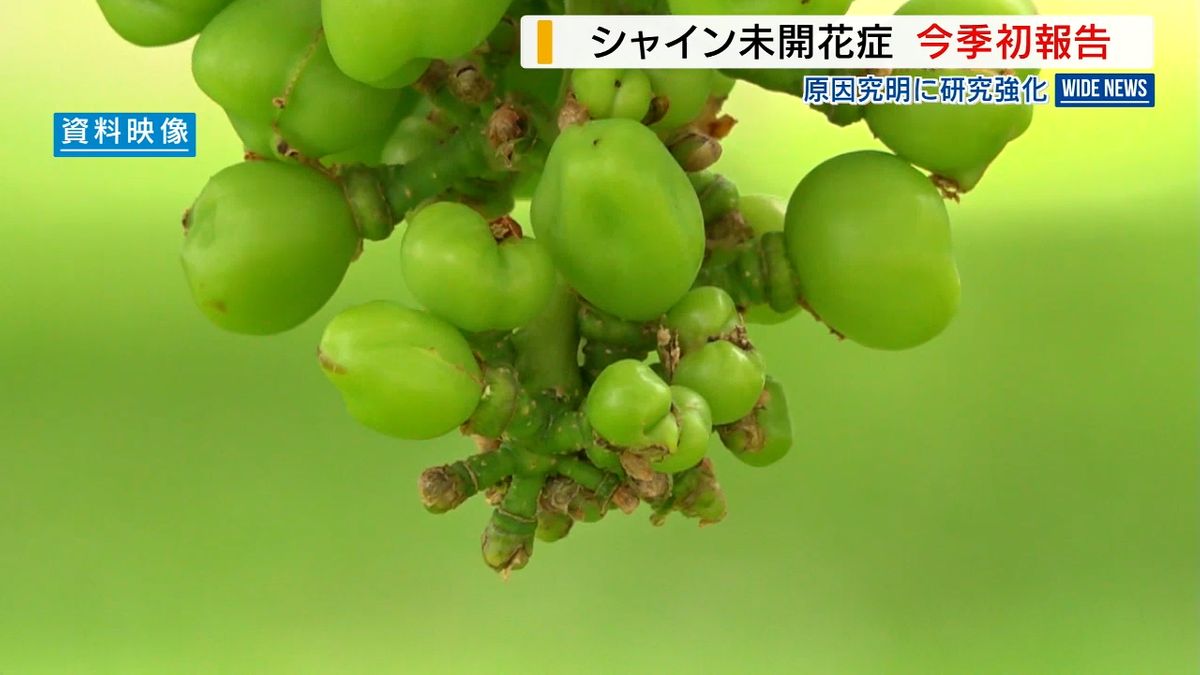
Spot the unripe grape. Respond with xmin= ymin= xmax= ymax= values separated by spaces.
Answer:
xmin=815 ymin=101 xmax=867 ymax=127
xmin=896 ymin=0 xmax=1036 ymax=16
xmin=869 ymin=0 xmax=1040 ymax=191
xmin=669 ymin=0 xmax=854 ymax=15
xmin=665 ymin=287 xmax=739 ymax=352
xmin=653 ymin=386 xmax=713 ymax=474
xmin=672 ymin=342 xmax=766 ymax=425
xmin=710 ymin=72 xmax=737 ymax=99
xmin=181 ymin=161 xmax=360 ymax=335
xmin=192 ymin=0 xmax=411 ymax=160
xmin=720 ymin=379 xmax=793 ymax=468
xmin=98 ymin=0 xmax=234 ymax=46
xmin=401 ymin=203 xmax=556 ymax=333
xmin=866 ymin=70 xmax=1034 ymax=191
xmin=318 ymin=302 xmax=483 ymax=440
xmin=896 ymin=0 xmax=1039 ymax=80
xmin=572 ymin=69 xmax=654 ymax=121
xmin=785 ymin=151 xmax=960 ymax=350
xmin=532 ymin=119 xmax=705 ymax=321
xmin=646 ymin=70 xmax=715 ymax=131
xmin=586 ymin=360 xmax=678 ymax=452
xmin=321 ymin=0 xmax=510 ymax=88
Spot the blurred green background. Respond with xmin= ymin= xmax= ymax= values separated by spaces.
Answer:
xmin=1 ymin=2 xmax=1195 ymax=673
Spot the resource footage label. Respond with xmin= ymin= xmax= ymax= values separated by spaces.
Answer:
xmin=54 ymin=113 xmax=196 ymax=157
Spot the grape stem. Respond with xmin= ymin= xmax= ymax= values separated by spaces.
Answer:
xmin=377 ymin=124 xmax=495 ymax=217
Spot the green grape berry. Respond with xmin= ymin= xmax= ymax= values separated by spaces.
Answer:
xmin=318 ymin=302 xmax=484 ymax=440
xmin=665 ymin=286 xmax=739 ymax=352
xmin=897 ymin=0 xmax=1036 ymax=17
xmin=710 ymin=72 xmax=737 ymax=99
xmin=321 ymin=0 xmax=510 ymax=88
xmin=95 ymin=0 xmax=1028 ymax=573
xmin=653 ymin=386 xmax=713 ymax=474
xmin=738 ymin=195 xmax=802 ymax=325
xmin=98 ymin=0 xmax=234 ymax=46
xmin=865 ymin=71 xmax=1034 ymax=192
xmin=401 ymin=203 xmax=556 ymax=333
xmin=815 ymin=100 xmax=867 ymax=127
xmin=532 ymin=119 xmax=705 ymax=321
xmin=869 ymin=0 xmax=1040 ymax=191
xmin=669 ymin=0 xmax=854 ymax=15
xmin=672 ymin=341 xmax=766 ymax=425
xmin=192 ymin=0 xmax=411 ymax=160
xmin=572 ymin=69 xmax=654 ymax=121
xmin=720 ymin=378 xmax=792 ymax=468
xmin=586 ymin=360 xmax=678 ymax=452
xmin=181 ymin=161 xmax=360 ymax=335
xmin=896 ymin=0 xmax=1039 ymax=81
xmin=646 ymin=69 xmax=715 ymax=131
xmin=785 ymin=151 xmax=960 ymax=350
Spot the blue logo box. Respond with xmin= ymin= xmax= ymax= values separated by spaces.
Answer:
xmin=54 ymin=112 xmax=196 ymax=157
xmin=1054 ymin=74 xmax=1155 ymax=108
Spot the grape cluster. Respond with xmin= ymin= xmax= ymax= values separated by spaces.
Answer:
xmin=99 ymin=0 xmax=1037 ymax=574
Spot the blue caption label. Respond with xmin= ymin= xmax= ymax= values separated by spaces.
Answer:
xmin=1055 ymin=74 xmax=1155 ymax=108
xmin=54 ymin=113 xmax=196 ymax=157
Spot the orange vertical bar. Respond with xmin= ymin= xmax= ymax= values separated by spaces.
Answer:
xmin=537 ymin=20 xmax=553 ymax=65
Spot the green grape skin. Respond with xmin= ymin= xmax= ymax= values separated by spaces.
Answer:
xmin=1008 ymin=103 xmax=1035 ymax=142
xmin=710 ymin=72 xmax=737 ymax=99
xmin=669 ymin=0 xmax=854 ymax=15
xmin=672 ymin=342 xmax=766 ymax=425
xmin=865 ymin=69 xmax=1034 ymax=191
xmin=646 ymin=70 xmax=715 ymax=131
xmin=532 ymin=119 xmax=705 ymax=321
xmin=192 ymin=0 xmax=411 ymax=160
xmin=401 ymin=202 xmax=556 ymax=333
xmin=720 ymin=378 xmax=792 ymax=468
xmin=897 ymin=0 xmax=1036 ymax=17
xmin=572 ymin=69 xmax=654 ymax=121
xmin=98 ymin=0 xmax=234 ymax=47
xmin=320 ymin=0 xmax=510 ymax=88
xmin=664 ymin=286 xmax=739 ymax=353
xmin=181 ymin=161 xmax=360 ymax=336
xmin=869 ymin=0 xmax=1040 ymax=191
xmin=586 ymin=360 xmax=678 ymax=452
xmin=738 ymin=195 xmax=802 ymax=325
xmin=896 ymin=0 xmax=1040 ymax=80
xmin=654 ymin=386 xmax=713 ymax=474
xmin=318 ymin=302 xmax=483 ymax=440
xmin=320 ymin=127 xmax=394 ymax=167
xmin=814 ymin=99 xmax=867 ymax=127
xmin=784 ymin=151 xmax=960 ymax=350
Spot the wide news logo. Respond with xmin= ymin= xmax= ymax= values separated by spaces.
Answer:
xmin=1055 ymin=73 xmax=1154 ymax=107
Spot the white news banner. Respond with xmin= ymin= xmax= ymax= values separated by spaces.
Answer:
xmin=520 ymin=15 xmax=1154 ymax=70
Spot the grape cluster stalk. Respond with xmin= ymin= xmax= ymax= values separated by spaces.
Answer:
xmin=98 ymin=0 xmax=1038 ymax=574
